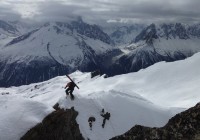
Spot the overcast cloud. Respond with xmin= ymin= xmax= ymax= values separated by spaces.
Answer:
xmin=0 ymin=0 xmax=200 ymax=24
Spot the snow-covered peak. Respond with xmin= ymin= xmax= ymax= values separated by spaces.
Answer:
xmin=2 ymin=20 xmax=114 ymax=63
xmin=135 ymin=23 xmax=200 ymax=44
xmin=107 ymin=24 xmax=145 ymax=45
xmin=41 ymin=20 xmax=114 ymax=45
xmin=0 ymin=19 xmax=116 ymax=87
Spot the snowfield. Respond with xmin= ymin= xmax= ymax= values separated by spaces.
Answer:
xmin=0 ymin=52 xmax=200 ymax=140
xmin=0 ymin=95 xmax=53 ymax=140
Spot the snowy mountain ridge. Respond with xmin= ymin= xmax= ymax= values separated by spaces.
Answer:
xmin=107 ymin=24 xmax=145 ymax=45
xmin=1 ymin=20 xmax=200 ymax=86
xmin=110 ymin=23 xmax=200 ymax=75
xmin=0 ymin=19 xmax=115 ymax=86
xmin=1 ymin=51 xmax=200 ymax=140
xmin=135 ymin=23 xmax=200 ymax=43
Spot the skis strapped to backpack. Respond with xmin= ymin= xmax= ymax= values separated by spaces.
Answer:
xmin=66 ymin=75 xmax=79 ymax=89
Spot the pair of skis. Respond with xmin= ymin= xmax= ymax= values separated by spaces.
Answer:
xmin=66 ymin=75 xmax=79 ymax=89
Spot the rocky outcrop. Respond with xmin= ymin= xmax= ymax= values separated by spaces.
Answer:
xmin=111 ymin=102 xmax=200 ymax=140
xmin=135 ymin=23 xmax=196 ymax=43
xmin=0 ymin=20 xmax=19 ymax=35
xmin=135 ymin=23 xmax=158 ymax=44
xmin=21 ymin=106 xmax=84 ymax=140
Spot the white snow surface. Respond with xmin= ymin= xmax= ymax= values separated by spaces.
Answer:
xmin=1 ymin=52 xmax=200 ymax=140
xmin=0 ymin=95 xmax=53 ymax=140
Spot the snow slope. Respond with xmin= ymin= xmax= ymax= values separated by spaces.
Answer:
xmin=1 ymin=52 xmax=200 ymax=140
xmin=0 ymin=73 xmax=182 ymax=140
xmin=0 ymin=94 xmax=53 ymax=140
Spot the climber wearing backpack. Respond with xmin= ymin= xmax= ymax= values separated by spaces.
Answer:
xmin=65 ymin=81 xmax=76 ymax=100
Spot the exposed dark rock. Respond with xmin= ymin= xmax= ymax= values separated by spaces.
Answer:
xmin=6 ymin=29 xmax=39 ymax=46
xmin=1 ymin=92 xmax=9 ymax=95
xmin=135 ymin=24 xmax=158 ymax=44
xmin=0 ymin=59 xmax=70 ymax=87
xmin=53 ymin=103 xmax=60 ymax=110
xmin=21 ymin=107 xmax=84 ymax=140
xmin=0 ymin=20 xmax=19 ymax=35
xmin=188 ymin=24 xmax=200 ymax=38
xmin=108 ymin=45 xmax=190 ymax=76
xmin=55 ymin=18 xmax=114 ymax=45
xmin=0 ymin=48 xmax=110 ymax=87
xmin=110 ymin=24 xmax=145 ymax=45
xmin=111 ymin=102 xmax=200 ymax=140
xmin=135 ymin=23 xmax=191 ymax=43
xmin=91 ymin=70 xmax=101 ymax=78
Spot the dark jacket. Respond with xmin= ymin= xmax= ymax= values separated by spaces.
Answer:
xmin=66 ymin=82 xmax=76 ymax=89
xmin=88 ymin=117 xmax=96 ymax=122
xmin=101 ymin=112 xmax=110 ymax=120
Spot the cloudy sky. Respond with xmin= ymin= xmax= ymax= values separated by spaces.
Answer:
xmin=0 ymin=0 xmax=200 ymax=24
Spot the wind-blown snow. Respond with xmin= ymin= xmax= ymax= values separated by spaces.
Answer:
xmin=1 ymin=52 xmax=200 ymax=140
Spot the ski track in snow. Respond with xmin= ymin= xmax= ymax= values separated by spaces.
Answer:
xmin=1 ymin=52 xmax=200 ymax=139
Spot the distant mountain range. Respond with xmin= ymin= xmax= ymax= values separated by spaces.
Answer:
xmin=0 ymin=19 xmax=200 ymax=87
xmin=0 ymin=19 xmax=114 ymax=86
xmin=108 ymin=23 xmax=200 ymax=75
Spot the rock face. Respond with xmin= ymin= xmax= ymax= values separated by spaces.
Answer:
xmin=0 ymin=20 xmax=19 ymax=36
xmin=111 ymin=102 xmax=200 ymax=140
xmin=134 ymin=23 xmax=196 ymax=43
xmin=109 ymin=24 xmax=145 ymax=45
xmin=21 ymin=106 xmax=84 ymax=140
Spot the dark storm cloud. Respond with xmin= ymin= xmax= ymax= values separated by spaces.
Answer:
xmin=33 ymin=0 xmax=120 ymax=24
xmin=0 ymin=0 xmax=200 ymax=24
